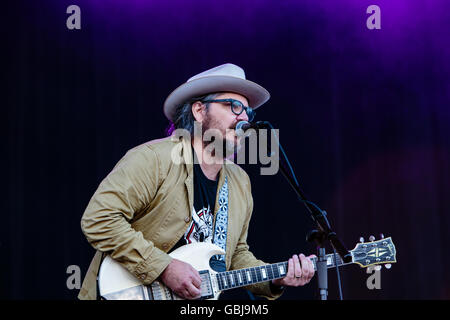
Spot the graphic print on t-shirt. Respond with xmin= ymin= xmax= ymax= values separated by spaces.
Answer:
xmin=184 ymin=205 xmax=214 ymax=244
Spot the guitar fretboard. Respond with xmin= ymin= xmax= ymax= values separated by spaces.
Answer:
xmin=216 ymin=253 xmax=351 ymax=291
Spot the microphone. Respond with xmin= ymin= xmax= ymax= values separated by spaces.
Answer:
xmin=235 ymin=121 xmax=269 ymax=135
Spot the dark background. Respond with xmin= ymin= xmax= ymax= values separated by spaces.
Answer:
xmin=3 ymin=0 xmax=450 ymax=300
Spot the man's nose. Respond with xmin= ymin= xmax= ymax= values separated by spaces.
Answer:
xmin=236 ymin=110 xmax=249 ymax=122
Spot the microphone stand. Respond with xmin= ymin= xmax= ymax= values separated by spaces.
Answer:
xmin=278 ymin=163 xmax=351 ymax=300
xmin=277 ymin=162 xmax=352 ymax=258
xmin=257 ymin=122 xmax=352 ymax=300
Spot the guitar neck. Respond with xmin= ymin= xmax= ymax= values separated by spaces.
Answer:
xmin=216 ymin=253 xmax=352 ymax=291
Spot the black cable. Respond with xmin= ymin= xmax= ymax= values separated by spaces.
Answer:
xmin=332 ymin=248 xmax=343 ymax=300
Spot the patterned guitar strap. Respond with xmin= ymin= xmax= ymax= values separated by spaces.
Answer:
xmin=212 ymin=176 xmax=229 ymax=265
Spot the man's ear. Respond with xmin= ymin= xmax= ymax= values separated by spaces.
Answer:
xmin=191 ymin=101 xmax=206 ymax=122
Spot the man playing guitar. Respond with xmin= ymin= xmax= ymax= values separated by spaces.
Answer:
xmin=78 ymin=63 xmax=315 ymax=300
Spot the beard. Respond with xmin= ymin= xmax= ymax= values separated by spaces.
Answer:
xmin=201 ymin=113 xmax=240 ymax=160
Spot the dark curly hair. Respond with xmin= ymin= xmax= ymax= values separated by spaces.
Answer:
xmin=165 ymin=92 xmax=221 ymax=136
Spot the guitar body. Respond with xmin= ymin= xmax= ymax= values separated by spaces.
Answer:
xmin=98 ymin=242 xmax=225 ymax=300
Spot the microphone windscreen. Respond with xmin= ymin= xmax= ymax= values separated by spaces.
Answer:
xmin=235 ymin=121 xmax=250 ymax=137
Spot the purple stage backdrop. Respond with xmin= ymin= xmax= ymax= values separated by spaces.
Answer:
xmin=4 ymin=0 xmax=450 ymax=300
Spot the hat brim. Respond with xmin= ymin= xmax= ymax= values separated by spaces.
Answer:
xmin=163 ymin=75 xmax=270 ymax=121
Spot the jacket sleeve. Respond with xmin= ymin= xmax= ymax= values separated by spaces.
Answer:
xmin=80 ymin=146 xmax=172 ymax=285
xmin=229 ymin=174 xmax=284 ymax=300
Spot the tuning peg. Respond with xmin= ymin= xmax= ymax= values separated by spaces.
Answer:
xmin=384 ymin=264 xmax=392 ymax=269
xmin=359 ymin=237 xmax=365 ymax=243
xmin=369 ymin=235 xmax=375 ymax=242
xmin=374 ymin=265 xmax=382 ymax=271
xmin=380 ymin=233 xmax=385 ymax=239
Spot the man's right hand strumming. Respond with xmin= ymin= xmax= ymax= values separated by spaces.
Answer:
xmin=159 ymin=258 xmax=202 ymax=300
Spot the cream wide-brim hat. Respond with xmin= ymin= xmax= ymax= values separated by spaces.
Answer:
xmin=163 ymin=63 xmax=270 ymax=121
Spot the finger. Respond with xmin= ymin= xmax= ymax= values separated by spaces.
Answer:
xmin=286 ymin=258 xmax=294 ymax=279
xmin=307 ymin=254 xmax=316 ymax=272
xmin=191 ymin=275 xmax=202 ymax=289
xmin=308 ymin=256 xmax=315 ymax=275
xmin=177 ymin=288 xmax=190 ymax=300
xmin=185 ymin=290 xmax=198 ymax=300
xmin=297 ymin=254 xmax=307 ymax=281
xmin=299 ymin=254 xmax=311 ymax=278
xmin=190 ymin=267 xmax=201 ymax=282
xmin=182 ymin=289 xmax=191 ymax=299
xmin=295 ymin=254 xmax=304 ymax=279
xmin=186 ymin=283 xmax=201 ymax=299
xmin=308 ymin=255 xmax=316 ymax=274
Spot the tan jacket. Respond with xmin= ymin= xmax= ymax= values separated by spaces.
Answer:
xmin=78 ymin=136 xmax=283 ymax=300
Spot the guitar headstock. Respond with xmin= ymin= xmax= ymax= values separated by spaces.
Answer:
xmin=350 ymin=234 xmax=396 ymax=269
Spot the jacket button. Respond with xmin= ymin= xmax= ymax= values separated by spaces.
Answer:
xmin=184 ymin=217 xmax=190 ymax=223
xmin=139 ymin=274 xmax=146 ymax=280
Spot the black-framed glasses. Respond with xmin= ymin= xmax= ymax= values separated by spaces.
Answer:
xmin=202 ymin=98 xmax=256 ymax=122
